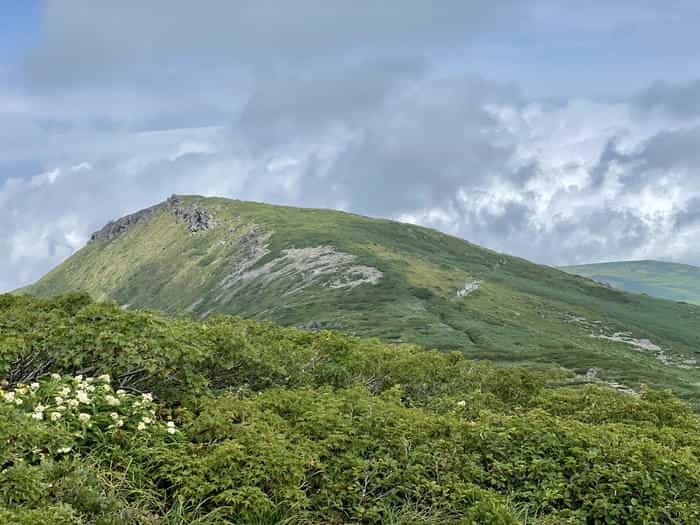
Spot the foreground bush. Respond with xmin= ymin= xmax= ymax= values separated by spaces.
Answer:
xmin=1 ymin=293 xmax=700 ymax=523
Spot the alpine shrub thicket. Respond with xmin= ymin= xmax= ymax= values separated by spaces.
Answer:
xmin=2 ymin=293 xmax=700 ymax=524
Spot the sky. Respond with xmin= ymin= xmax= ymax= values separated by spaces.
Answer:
xmin=3 ymin=1 xmax=700 ymax=292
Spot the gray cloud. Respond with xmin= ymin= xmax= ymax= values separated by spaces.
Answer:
xmin=294 ymin=76 xmax=523 ymax=217
xmin=635 ymin=80 xmax=700 ymax=117
xmin=238 ymin=60 xmax=426 ymax=149
xmin=673 ymin=197 xmax=700 ymax=230
xmin=27 ymin=1 xmax=527 ymax=85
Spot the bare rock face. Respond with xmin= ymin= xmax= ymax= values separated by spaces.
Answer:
xmin=89 ymin=195 xmax=214 ymax=243
xmin=172 ymin=200 xmax=213 ymax=233
xmin=457 ymin=280 xmax=480 ymax=298
xmin=219 ymin=245 xmax=383 ymax=294
xmin=299 ymin=320 xmax=342 ymax=332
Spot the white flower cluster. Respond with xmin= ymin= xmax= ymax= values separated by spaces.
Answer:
xmin=1 ymin=373 xmax=179 ymax=439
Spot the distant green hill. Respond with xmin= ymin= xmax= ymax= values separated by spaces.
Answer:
xmin=19 ymin=195 xmax=700 ymax=401
xmin=561 ymin=260 xmax=700 ymax=305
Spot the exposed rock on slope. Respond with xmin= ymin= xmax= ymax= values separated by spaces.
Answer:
xmin=221 ymin=245 xmax=383 ymax=295
xmin=173 ymin=199 xmax=214 ymax=233
xmin=457 ymin=280 xmax=480 ymax=297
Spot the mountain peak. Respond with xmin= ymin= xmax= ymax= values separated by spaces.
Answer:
xmin=21 ymin=195 xmax=700 ymax=402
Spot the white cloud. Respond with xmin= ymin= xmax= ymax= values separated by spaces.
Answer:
xmin=28 ymin=168 xmax=62 ymax=188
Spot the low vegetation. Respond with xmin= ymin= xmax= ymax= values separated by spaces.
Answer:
xmin=2 ymin=293 xmax=700 ymax=524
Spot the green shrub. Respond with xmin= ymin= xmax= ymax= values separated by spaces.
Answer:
xmin=2 ymin=293 xmax=700 ymax=523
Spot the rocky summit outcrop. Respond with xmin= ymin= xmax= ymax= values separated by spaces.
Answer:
xmin=90 ymin=195 xmax=213 ymax=243
xmin=173 ymin=200 xmax=213 ymax=233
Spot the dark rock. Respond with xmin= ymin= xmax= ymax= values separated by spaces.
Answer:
xmin=585 ymin=367 xmax=599 ymax=379
xmin=172 ymin=200 xmax=213 ymax=233
xmin=299 ymin=320 xmax=342 ymax=332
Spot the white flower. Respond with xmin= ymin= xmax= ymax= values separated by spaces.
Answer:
xmin=86 ymin=384 xmax=96 ymax=392
xmin=141 ymin=393 xmax=153 ymax=403
xmin=30 ymin=382 xmax=40 ymax=391
xmin=76 ymin=391 xmax=90 ymax=404
xmin=67 ymin=399 xmax=79 ymax=408
xmin=57 ymin=446 xmax=72 ymax=454
xmin=141 ymin=416 xmax=152 ymax=424
xmin=50 ymin=412 xmax=62 ymax=421
xmin=74 ymin=375 xmax=83 ymax=382
xmin=457 ymin=400 xmax=466 ymax=407
xmin=54 ymin=396 xmax=64 ymax=405
xmin=86 ymin=377 xmax=95 ymax=384
xmin=100 ymin=384 xmax=112 ymax=392
xmin=14 ymin=398 xmax=23 ymax=406
xmin=166 ymin=421 xmax=176 ymax=434
xmin=34 ymin=404 xmax=46 ymax=413
xmin=116 ymin=389 xmax=126 ymax=397
xmin=50 ymin=373 xmax=62 ymax=380
xmin=98 ymin=374 xmax=111 ymax=383
xmin=137 ymin=422 xmax=146 ymax=431
xmin=110 ymin=412 xmax=120 ymax=420
xmin=60 ymin=387 xmax=71 ymax=396
xmin=105 ymin=395 xmax=120 ymax=406
xmin=78 ymin=413 xmax=91 ymax=423
xmin=4 ymin=392 xmax=15 ymax=402
xmin=115 ymin=419 xmax=124 ymax=427
xmin=31 ymin=412 xmax=44 ymax=420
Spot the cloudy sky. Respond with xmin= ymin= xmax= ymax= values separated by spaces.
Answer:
xmin=3 ymin=1 xmax=700 ymax=291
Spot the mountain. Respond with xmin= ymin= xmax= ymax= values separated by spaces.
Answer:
xmin=21 ymin=195 xmax=700 ymax=402
xmin=561 ymin=260 xmax=700 ymax=305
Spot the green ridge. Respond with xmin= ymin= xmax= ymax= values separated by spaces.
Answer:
xmin=20 ymin=195 xmax=700 ymax=402
xmin=561 ymin=260 xmax=700 ymax=304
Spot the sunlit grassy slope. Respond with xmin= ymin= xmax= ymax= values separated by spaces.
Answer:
xmin=21 ymin=195 xmax=700 ymax=402
xmin=562 ymin=260 xmax=700 ymax=305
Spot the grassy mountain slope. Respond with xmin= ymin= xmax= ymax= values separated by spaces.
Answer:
xmin=2 ymin=293 xmax=700 ymax=524
xmin=21 ymin=195 xmax=700 ymax=401
xmin=562 ymin=260 xmax=700 ymax=305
